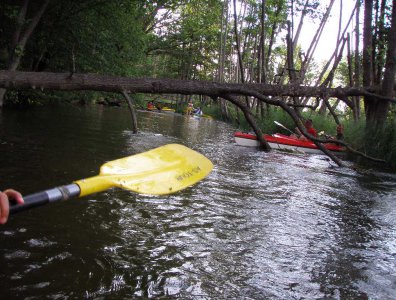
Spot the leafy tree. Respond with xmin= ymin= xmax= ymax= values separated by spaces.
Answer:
xmin=148 ymin=0 xmax=223 ymax=80
xmin=0 ymin=0 xmax=176 ymax=105
xmin=26 ymin=1 xmax=148 ymax=76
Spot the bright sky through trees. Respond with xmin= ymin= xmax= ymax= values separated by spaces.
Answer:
xmin=296 ymin=0 xmax=358 ymax=62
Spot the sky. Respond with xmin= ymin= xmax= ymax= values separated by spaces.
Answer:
xmin=295 ymin=0 xmax=359 ymax=63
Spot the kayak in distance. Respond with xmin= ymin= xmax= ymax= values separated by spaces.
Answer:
xmin=144 ymin=106 xmax=175 ymax=113
xmin=161 ymin=107 xmax=176 ymax=113
xmin=234 ymin=131 xmax=346 ymax=155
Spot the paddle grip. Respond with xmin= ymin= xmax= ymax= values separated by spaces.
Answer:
xmin=10 ymin=184 xmax=81 ymax=214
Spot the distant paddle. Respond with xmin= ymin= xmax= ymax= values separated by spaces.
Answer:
xmin=274 ymin=121 xmax=295 ymax=135
xmin=10 ymin=144 xmax=213 ymax=214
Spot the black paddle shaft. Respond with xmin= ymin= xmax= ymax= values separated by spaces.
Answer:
xmin=10 ymin=184 xmax=81 ymax=214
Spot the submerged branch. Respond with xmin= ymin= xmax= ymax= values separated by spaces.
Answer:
xmin=223 ymin=94 xmax=271 ymax=151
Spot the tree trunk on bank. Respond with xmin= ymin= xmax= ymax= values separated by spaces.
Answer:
xmin=232 ymin=0 xmax=249 ymax=108
xmin=265 ymin=2 xmax=283 ymax=82
xmin=218 ymin=1 xmax=230 ymax=120
xmin=363 ymin=0 xmax=395 ymax=127
xmin=375 ymin=0 xmax=387 ymax=85
xmin=300 ymin=0 xmax=335 ymax=81
xmin=218 ymin=0 xmax=228 ymax=84
xmin=353 ymin=0 xmax=361 ymax=121
xmin=257 ymin=0 xmax=266 ymax=84
xmin=363 ymin=0 xmax=376 ymax=123
xmin=292 ymin=0 xmax=310 ymax=52
xmin=376 ymin=1 xmax=396 ymax=121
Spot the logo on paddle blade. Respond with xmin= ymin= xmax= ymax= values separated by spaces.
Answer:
xmin=175 ymin=166 xmax=202 ymax=182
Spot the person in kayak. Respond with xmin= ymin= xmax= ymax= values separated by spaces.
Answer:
xmin=291 ymin=119 xmax=317 ymax=141
xmin=193 ymin=107 xmax=203 ymax=115
xmin=336 ymin=123 xmax=344 ymax=140
xmin=0 ymin=189 xmax=24 ymax=224
xmin=186 ymin=101 xmax=194 ymax=115
xmin=147 ymin=101 xmax=155 ymax=110
xmin=323 ymin=123 xmax=344 ymax=141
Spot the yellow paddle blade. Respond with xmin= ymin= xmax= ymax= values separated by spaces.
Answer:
xmin=75 ymin=144 xmax=213 ymax=196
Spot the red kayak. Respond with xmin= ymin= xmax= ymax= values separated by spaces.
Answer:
xmin=234 ymin=132 xmax=345 ymax=154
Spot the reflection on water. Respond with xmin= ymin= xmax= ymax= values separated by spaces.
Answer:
xmin=0 ymin=106 xmax=395 ymax=299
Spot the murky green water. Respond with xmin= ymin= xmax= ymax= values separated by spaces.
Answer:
xmin=1 ymin=106 xmax=395 ymax=299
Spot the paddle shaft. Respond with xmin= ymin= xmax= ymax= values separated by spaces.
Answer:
xmin=274 ymin=121 xmax=295 ymax=135
xmin=10 ymin=184 xmax=80 ymax=214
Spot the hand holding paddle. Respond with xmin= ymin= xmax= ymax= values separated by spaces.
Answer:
xmin=0 ymin=189 xmax=24 ymax=224
xmin=10 ymin=144 xmax=213 ymax=214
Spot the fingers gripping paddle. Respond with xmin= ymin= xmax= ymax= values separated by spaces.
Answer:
xmin=274 ymin=121 xmax=295 ymax=135
xmin=11 ymin=144 xmax=213 ymax=214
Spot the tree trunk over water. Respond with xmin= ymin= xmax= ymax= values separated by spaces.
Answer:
xmin=1 ymin=71 xmax=392 ymax=103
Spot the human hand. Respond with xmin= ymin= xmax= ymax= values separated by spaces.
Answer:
xmin=0 ymin=189 xmax=24 ymax=224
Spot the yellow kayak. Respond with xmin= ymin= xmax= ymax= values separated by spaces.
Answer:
xmin=161 ymin=107 xmax=175 ymax=112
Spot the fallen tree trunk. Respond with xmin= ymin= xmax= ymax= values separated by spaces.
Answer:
xmin=0 ymin=71 xmax=394 ymax=103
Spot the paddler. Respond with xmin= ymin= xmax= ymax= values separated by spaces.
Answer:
xmin=291 ymin=119 xmax=318 ymax=141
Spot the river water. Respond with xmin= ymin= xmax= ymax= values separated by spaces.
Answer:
xmin=0 ymin=106 xmax=395 ymax=299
